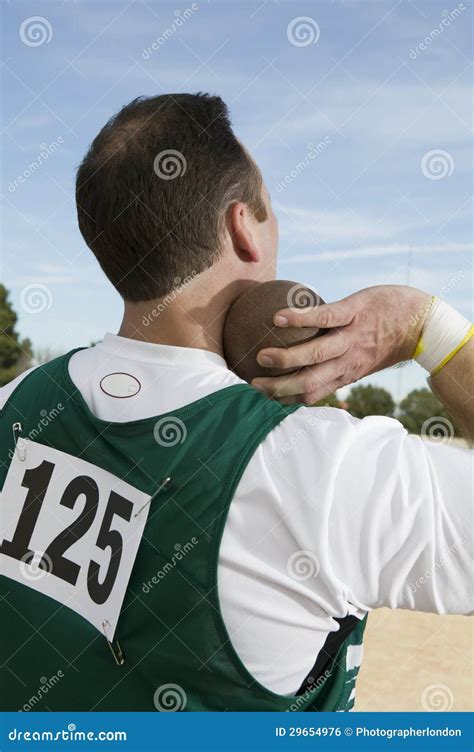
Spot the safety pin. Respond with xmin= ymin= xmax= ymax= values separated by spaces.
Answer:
xmin=134 ymin=476 xmax=172 ymax=518
xmin=102 ymin=620 xmax=125 ymax=666
xmin=12 ymin=422 xmax=26 ymax=461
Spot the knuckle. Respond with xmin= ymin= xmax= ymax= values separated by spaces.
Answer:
xmin=277 ymin=349 xmax=293 ymax=368
xmin=318 ymin=310 xmax=332 ymax=328
xmin=291 ymin=312 xmax=304 ymax=327
xmin=311 ymin=343 xmax=324 ymax=364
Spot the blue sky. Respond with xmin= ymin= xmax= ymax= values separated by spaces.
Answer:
xmin=1 ymin=0 xmax=472 ymax=399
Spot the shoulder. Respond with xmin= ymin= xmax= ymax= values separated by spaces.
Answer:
xmin=0 ymin=367 xmax=38 ymax=411
xmin=255 ymin=404 xmax=413 ymax=489
xmin=264 ymin=404 xmax=408 ymax=455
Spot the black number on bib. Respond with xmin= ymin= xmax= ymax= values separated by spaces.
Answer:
xmin=43 ymin=475 xmax=100 ymax=585
xmin=87 ymin=491 xmax=133 ymax=604
xmin=1 ymin=461 xmax=133 ymax=601
xmin=0 ymin=460 xmax=54 ymax=564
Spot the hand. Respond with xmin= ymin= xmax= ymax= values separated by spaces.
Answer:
xmin=252 ymin=285 xmax=432 ymax=404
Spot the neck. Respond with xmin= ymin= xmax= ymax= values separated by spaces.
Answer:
xmin=118 ymin=278 xmax=248 ymax=358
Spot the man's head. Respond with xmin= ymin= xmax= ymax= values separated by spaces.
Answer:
xmin=76 ymin=93 xmax=278 ymax=304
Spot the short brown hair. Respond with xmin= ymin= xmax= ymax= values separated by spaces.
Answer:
xmin=76 ymin=93 xmax=267 ymax=302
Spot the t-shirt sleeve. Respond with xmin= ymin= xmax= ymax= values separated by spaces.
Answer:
xmin=325 ymin=414 xmax=473 ymax=615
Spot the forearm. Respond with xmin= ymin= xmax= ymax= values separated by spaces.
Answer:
xmin=430 ymin=338 xmax=474 ymax=443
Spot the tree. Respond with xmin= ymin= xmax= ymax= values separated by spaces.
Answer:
xmin=0 ymin=284 xmax=32 ymax=386
xmin=313 ymin=393 xmax=342 ymax=408
xmin=398 ymin=388 xmax=458 ymax=436
xmin=346 ymin=384 xmax=395 ymax=418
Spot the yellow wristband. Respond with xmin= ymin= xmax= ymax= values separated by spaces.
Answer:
xmin=430 ymin=324 xmax=474 ymax=376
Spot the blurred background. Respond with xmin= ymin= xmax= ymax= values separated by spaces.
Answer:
xmin=1 ymin=0 xmax=472 ymax=710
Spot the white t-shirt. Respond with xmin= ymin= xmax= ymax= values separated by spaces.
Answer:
xmin=1 ymin=334 xmax=472 ymax=695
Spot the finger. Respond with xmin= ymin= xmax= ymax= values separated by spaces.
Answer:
xmin=252 ymin=358 xmax=345 ymax=399
xmin=257 ymin=330 xmax=349 ymax=371
xmin=274 ymin=299 xmax=355 ymax=330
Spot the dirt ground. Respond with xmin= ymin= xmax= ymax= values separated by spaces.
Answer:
xmin=355 ymin=608 xmax=473 ymax=711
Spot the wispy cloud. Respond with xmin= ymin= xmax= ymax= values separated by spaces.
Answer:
xmin=280 ymin=241 xmax=473 ymax=263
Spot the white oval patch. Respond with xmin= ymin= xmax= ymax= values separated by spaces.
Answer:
xmin=100 ymin=372 xmax=141 ymax=398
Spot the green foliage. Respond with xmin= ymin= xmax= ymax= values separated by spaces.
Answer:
xmin=346 ymin=384 xmax=395 ymax=418
xmin=313 ymin=393 xmax=341 ymax=408
xmin=398 ymin=388 xmax=458 ymax=435
xmin=0 ymin=284 xmax=32 ymax=386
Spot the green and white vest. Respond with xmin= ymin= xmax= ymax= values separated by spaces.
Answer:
xmin=0 ymin=351 xmax=366 ymax=712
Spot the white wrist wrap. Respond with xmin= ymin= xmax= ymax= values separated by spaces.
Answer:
xmin=414 ymin=298 xmax=472 ymax=374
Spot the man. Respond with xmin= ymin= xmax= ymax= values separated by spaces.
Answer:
xmin=0 ymin=93 xmax=472 ymax=712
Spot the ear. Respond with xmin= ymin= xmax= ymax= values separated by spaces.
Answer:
xmin=227 ymin=202 xmax=261 ymax=263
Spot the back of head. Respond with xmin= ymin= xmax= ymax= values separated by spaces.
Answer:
xmin=224 ymin=280 xmax=324 ymax=382
xmin=76 ymin=93 xmax=267 ymax=302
